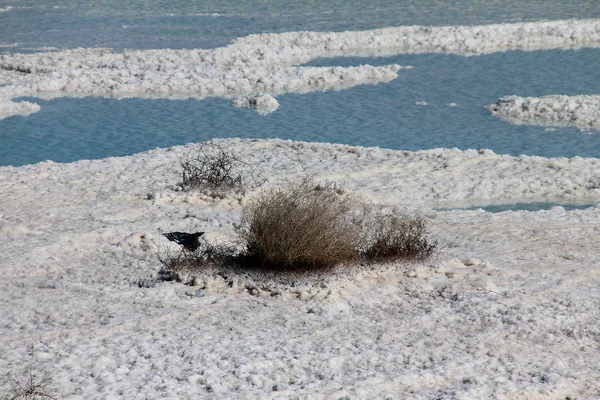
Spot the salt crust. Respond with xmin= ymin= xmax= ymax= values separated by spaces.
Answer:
xmin=0 ymin=98 xmax=41 ymax=119
xmin=2 ymin=18 xmax=600 ymax=120
xmin=1 ymin=138 xmax=600 ymax=398
xmin=232 ymin=93 xmax=280 ymax=115
xmin=488 ymin=94 xmax=600 ymax=131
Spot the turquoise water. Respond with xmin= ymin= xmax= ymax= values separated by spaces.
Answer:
xmin=4 ymin=1 xmax=600 ymax=51
xmin=1 ymin=1 xmax=600 ymax=166
xmin=436 ymin=202 xmax=598 ymax=213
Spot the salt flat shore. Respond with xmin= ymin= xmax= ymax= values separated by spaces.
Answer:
xmin=1 ymin=138 xmax=599 ymax=399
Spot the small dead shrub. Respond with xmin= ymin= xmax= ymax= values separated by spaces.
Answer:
xmin=179 ymin=141 xmax=261 ymax=192
xmin=236 ymin=179 xmax=364 ymax=272
xmin=157 ymin=247 xmax=201 ymax=275
xmin=156 ymin=241 xmax=237 ymax=278
xmin=2 ymin=345 xmax=58 ymax=400
xmin=361 ymin=211 xmax=437 ymax=263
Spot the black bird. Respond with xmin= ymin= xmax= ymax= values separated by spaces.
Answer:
xmin=163 ymin=231 xmax=205 ymax=252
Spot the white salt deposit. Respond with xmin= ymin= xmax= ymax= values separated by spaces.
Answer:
xmin=1 ymin=18 xmax=600 ymax=119
xmin=1 ymin=138 xmax=600 ymax=398
xmin=232 ymin=93 xmax=279 ymax=115
xmin=488 ymin=95 xmax=600 ymax=131
xmin=0 ymin=47 xmax=403 ymax=120
xmin=0 ymin=98 xmax=41 ymax=119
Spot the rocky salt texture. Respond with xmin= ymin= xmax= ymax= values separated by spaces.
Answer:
xmin=0 ymin=98 xmax=41 ymax=119
xmin=1 ymin=18 xmax=600 ymax=119
xmin=488 ymin=95 xmax=600 ymax=131
xmin=1 ymin=138 xmax=600 ymax=398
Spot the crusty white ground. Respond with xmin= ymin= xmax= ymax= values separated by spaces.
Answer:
xmin=487 ymin=95 xmax=600 ymax=132
xmin=1 ymin=138 xmax=600 ymax=399
xmin=2 ymin=18 xmax=600 ymax=119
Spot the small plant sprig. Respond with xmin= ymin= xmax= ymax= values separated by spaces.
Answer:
xmin=2 ymin=344 xmax=58 ymax=400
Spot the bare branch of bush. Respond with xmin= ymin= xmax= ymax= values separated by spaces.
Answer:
xmin=361 ymin=211 xmax=438 ymax=263
xmin=156 ymin=240 xmax=238 ymax=278
xmin=157 ymin=246 xmax=200 ymax=275
xmin=179 ymin=141 xmax=263 ymax=193
xmin=2 ymin=345 xmax=58 ymax=400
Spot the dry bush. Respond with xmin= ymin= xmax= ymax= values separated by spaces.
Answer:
xmin=179 ymin=142 xmax=260 ymax=192
xmin=156 ymin=179 xmax=437 ymax=278
xmin=236 ymin=179 xmax=364 ymax=272
xmin=361 ymin=211 xmax=437 ymax=263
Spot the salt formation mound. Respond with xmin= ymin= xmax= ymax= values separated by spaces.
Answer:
xmin=231 ymin=18 xmax=600 ymax=58
xmin=1 ymin=18 xmax=599 ymax=120
xmin=0 ymin=98 xmax=41 ymax=119
xmin=487 ymin=95 xmax=600 ymax=131
xmin=232 ymin=93 xmax=279 ymax=115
